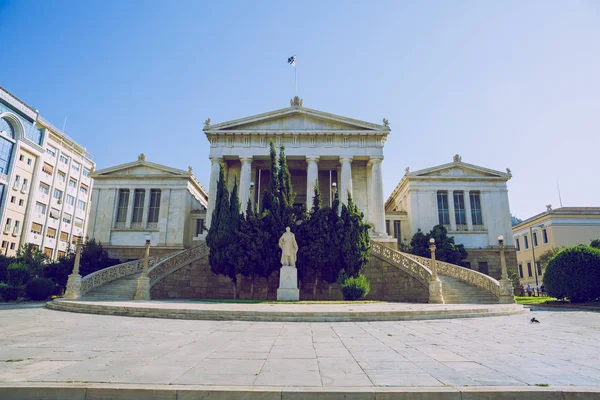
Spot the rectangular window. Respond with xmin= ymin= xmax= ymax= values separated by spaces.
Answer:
xmin=196 ymin=219 xmax=204 ymax=236
xmin=27 ymin=158 xmax=32 ymax=165
xmin=19 ymin=155 xmax=23 ymax=161
xmin=62 ymin=213 xmax=72 ymax=224
xmin=515 ymin=238 xmax=520 ymax=251
xmin=518 ymin=264 xmax=523 ymax=278
xmin=542 ymin=229 xmax=548 ymax=244
xmin=385 ymin=220 xmax=390 ymax=235
xmin=453 ymin=191 xmax=466 ymax=226
xmin=68 ymin=179 xmax=77 ymax=189
xmin=13 ymin=220 xmax=20 ymax=234
xmin=537 ymin=262 xmax=542 ymax=276
xmin=58 ymin=170 xmax=66 ymax=182
xmin=147 ymin=189 xmax=161 ymax=223
xmin=116 ymin=189 xmax=130 ymax=223
xmin=82 ymin=168 xmax=90 ymax=177
xmin=524 ymin=235 xmax=529 ymax=249
xmin=60 ymin=155 xmax=69 ymax=164
xmin=42 ymin=162 xmax=54 ymax=175
xmin=527 ymin=262 xmax=532 ymax=277
xmin=10 ymin=196 xmax=15 ymax=203
xmin=50 ymin=208 xmax=60 ymax=219
xmin=72 ymin=235 xmax=81 ymax=245
xmin=46 ymin=227 xmax=56 ymax=239
xmin=35 ymin=202 xmax=47 ymax=215
xmin=13 ymin=175 xmax=20 ymax=188
xmin=533 ymin=232 xmax=538 ymax=247
xmin=77 ymin=200 xmax=86 ymax=211
xmin=58 ymin=250 xmax=66 ymax=259
xmin=1 ymin=241 xmax=6 ymax=248
xmin=31 ymin=222 xmax=42 ymax=235
xmin=437 ymin=191 xmax=450 ymax=225
xmin=469 ymin=191 xmax=483 ymax=225
xmin=71 ymin=162 xmax=80 ymax=172
xmin=22 ymin=178 xmax=28 ymax=192
xmin=10 ymin=242 xmax=15 ymax=250
xmin=54 ymin=189 xmax=63 ymax=201
xmin=478 ymin=262 xmax=489 ymax=275
xmin=393 ymin=220 xmax=401 ymax=240
xmin=66 ymin=195 xmax=75 ymax=206
xmin=18 ymin=199 xmax=23 ymax=206
xmin=39 ymin=182 xmax=50 ymax=195
xmin=80 ymin=183 xmax=88 ymax=195
xmin=74 ymin=218 xmax=83 ymax=228
xmin=46 ymin=145 xmax=57 ymax=157
xmin=131 ymin=189 xmax=145 ymax=223
xmin=60 ymin=231 xmax=68 ymax=242
xmin=461 ymin=261 xmax=471 ymax=269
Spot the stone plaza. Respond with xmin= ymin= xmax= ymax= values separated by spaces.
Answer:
xmin=1 ymin=304 xmax=600 ymax=398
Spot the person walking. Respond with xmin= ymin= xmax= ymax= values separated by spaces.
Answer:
xmin=526 ymin=284 xmax=532 ymax=297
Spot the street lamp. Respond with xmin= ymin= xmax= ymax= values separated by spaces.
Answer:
xmin=249 ymin=182 xmax=255 ymax=211
xmin=498 ymin=235 xmax=508 ymax=280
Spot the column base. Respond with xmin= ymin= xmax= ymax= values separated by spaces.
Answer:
xmin=64 ymin=274 xmax=82 ymax=299
xmin=429 ymin=279 xmax=444 ymax=304
xmin=498 ymin=278 xmax=516 ymax=304
xmin=134 ymin=276 xmax=151 ymax=300
xmin=277 ymin=266 xmax=299 ymax=301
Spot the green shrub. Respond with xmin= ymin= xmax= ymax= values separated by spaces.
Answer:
xmin=543 ymin=245 xmax=600 ymax=303
xmin=7 ymin=263 xmax=30 ymax=286
xmin=339 ymin=272 xmax=371 ymax=301
xmin=0 ymin=255 xmax=17 ymax=283
xmin=25 ymin=278 xmax=56 ymax=301
xmin=0 ymin=283 xmax=23 ymax=302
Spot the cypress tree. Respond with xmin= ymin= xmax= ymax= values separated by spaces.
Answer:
xmin=206 ymin=165 xmax=232 ymax=292
xmin=340 ymin=192 xmax=371 ymax=278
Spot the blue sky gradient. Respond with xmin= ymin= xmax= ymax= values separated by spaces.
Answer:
xmin=1 ymin=0 xmax=598 ymax=219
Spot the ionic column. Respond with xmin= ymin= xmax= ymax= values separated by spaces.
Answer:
xmin=142 ymin=189 xmax=151 ymax=228
xmin=465 ymin=191 xmax=473 ymax=231
xmin=370 ymin=157 xmax=386 ymax=236
xmin=448 ymin=191 xmax=457 ymax=231
xmin=239 ymin=157 xmax=252 ymax=213
xmin=306 ymin=156 xmax=319 ymax=207
xmin=125 ymin=189 xmax=135 ymax=228
xmin=366 ymin=161 xmax=373 ymax=224
xmin=206 ymin=157 xmax=223 ymax=229
xmin=339 ymin=157 xmax=353 ymax=204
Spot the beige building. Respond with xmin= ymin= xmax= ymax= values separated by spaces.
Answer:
xmin=512 ymin=206 xmax=600 ymax=287
xmin=0 ymin=86 xmax=94 ymax=259
xmin=87 ymin=155 xmax=208 ymax=261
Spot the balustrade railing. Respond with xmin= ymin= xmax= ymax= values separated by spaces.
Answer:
xmin=370 ymin=241 xmax=432 ymax=286
xmin=148 ymin=242 xmax=209 ymax=287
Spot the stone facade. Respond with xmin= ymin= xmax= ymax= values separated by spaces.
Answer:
xmin=151 ymin=252 xmax=429 ymax=302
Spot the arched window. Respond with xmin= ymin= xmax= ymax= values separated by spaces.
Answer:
xmin=0 ymin=118 xmax=15 ymax=139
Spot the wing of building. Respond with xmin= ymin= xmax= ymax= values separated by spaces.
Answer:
xmin=0 ymin=86 xmax=95 ymax=259
xmin=385 ymin=155 xmax=516 ymax=278
xmin=88 ymin=155 xmax=208 ymax=260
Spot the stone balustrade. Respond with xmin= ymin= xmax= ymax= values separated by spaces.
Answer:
xmin=370 ymin=241 xmax=432 ymax=287
xmin=148 ymin=242 xmax=210 ymax=288
xmin=403 ymin=253 xmax=500 ymax=299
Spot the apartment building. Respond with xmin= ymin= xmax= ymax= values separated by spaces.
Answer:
xmin=0 ymin=86 xmax=94 ymax=259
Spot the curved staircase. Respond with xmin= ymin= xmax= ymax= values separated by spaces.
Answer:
xmin=83 ymin=274 xmax=139 ymax=301
xmin=438 ymin=275 xmax=499 ymax=304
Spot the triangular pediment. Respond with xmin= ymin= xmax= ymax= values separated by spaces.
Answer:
xmin=204 ymin=105 xmax=388 ymax=133
xmin=409 ymin=162 xmax=510 ymax=180
xmin=93 ymin=160 xmax=190 ymax=178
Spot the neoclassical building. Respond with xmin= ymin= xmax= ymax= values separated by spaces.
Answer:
xmin=385 ymin=155 xmax=517 ymax=278
xmin=87 ymin=155 xmax=208 ymax=260
xmin=203 ymin=96 xmax=391 ymax=240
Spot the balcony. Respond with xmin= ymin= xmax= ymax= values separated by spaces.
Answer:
xmin=12 ymin=227 xmax=19 ymax=237
xmin=4 ymin=224 xmax=11 ymax=233
xmin=20 ymin=183 xmax=28 ymax=194
xmin=456 ymin=224 xmax=468 ymax=232
xmin=473 ymin=224 xmax=486 ymax=232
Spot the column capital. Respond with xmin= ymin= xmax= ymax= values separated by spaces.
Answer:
xmin=306 ymin=156 xmax=320 ymax=164
xmin=209 ymin=156 xmax=223 ymax=164
xmin=239 ymin=156 xmax=253 ymax=164
xmin=368 ymin=156 xmax=384 ymax=165
xmin=339 ymin=157 xmax=353 ymax=164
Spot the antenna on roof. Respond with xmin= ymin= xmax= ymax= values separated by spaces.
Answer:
xmin=557 ymin=179 xmax=563 ymax=207
xmin=62 ymin=117 xmax=67 ymax=133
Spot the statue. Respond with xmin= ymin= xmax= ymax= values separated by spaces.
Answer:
xmin=405 ymin=167 xmax=410 ymax=175
xmin=453 ymin=154 xmax=462 ymax=163
xmin=278 ymin=227 xmax=298 ymax=267
xmin=506 ymin=168 xmax=512 ymax=177
xmin=546 ymin=204 xmax=552 ymax=212
xmin=188 ymin=166 xmax=193 ymax=173
xmin=204 ymin=118 xmax=211 ymax=128
xmin=382 ymin=118 xmax=389 ymax=127
xmin=138 ymin=153 xmax=146 ymax=161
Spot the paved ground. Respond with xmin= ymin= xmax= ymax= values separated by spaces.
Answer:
xmin=1 ymin=304 xmax=599 ymax=388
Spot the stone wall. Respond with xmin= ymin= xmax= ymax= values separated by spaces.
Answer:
xmin=463 ymin=248 xmax=518 ymax=280
xmin=151 ymin=254 xmax=429 ymax=302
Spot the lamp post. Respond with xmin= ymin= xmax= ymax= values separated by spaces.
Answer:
xmin=498 ymin=234 xmax=516 ymax=304
xmin=64 ymin=237 xmax=83 ymax=299
xmin=249 ymin=182 xmax=255 ymax=212
xmin=134 ymin=239 xmax=151 ymax=300
xmin=428 ymin=238 xmax=443 ymax=303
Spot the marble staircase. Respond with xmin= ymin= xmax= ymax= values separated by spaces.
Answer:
xmin=82 ymin=274 xmax=139 ymax=301
xmin=438 ymin=275 xmax=499 ymax=304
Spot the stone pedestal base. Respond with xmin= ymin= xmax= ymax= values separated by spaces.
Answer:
xmin=498 ymin=279 xmax=516 ymax=304
xmin=277 ymin=266 xmax=299 ymax=301
xmin=64 ymin=274 xmax=82 ymax=299
xmin=134 ymin=276 xmax=151 ymax=300
xmin=428 ymin=279 xmax=444 ymax=304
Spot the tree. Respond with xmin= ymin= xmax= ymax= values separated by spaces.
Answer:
xmin=408 ymin=225 xmax=468 ymax=264
xmin=409 ymin=229 xmax=430 ymax=258
xmin=543 ymin=245 xmax=600 ymax=303
xmin=511 ymin=215 xmax=523 ymax=226
xmin=538 ymin=247 xmax=562 ymax=274
xmin=318 ymin=192 xmax=345 ymax=298
xmin=16 ymin=244 xmax=48 ymax=278
xmin=340 ymin=192 xmax=370 ymax=278
xmin=590 ymin=239 xmax=600 ymax=249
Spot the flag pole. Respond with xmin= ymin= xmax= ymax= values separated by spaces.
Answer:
xmin=295 ymin=56 xmax=297 ymax=97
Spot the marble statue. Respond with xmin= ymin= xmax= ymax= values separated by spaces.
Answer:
xmin=278 ymin=227 xmax=298 ymax=267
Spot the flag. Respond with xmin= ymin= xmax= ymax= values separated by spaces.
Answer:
xmin=287 ymin=55 xmax=296 ymax=67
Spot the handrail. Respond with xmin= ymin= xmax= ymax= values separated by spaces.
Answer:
xmin=148 ymin=242 xmax=210 ymax=288
xmin=403 ymin=253 xmax=500 ymax=298
xmin=370 ymin=242 xmax=432 ymax=287
xmin=80 ymin=252 xmax=178 ymax=295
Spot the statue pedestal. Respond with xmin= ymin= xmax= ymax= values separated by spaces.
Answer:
xmin=277 ymin=266 xmax=299 ymax=301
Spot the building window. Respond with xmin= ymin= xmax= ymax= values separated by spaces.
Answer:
xmin=527 ymin=262 xmax=532 ymax=277
xmin=68 ymin=179 xmax=77 ymax=189
xmin=58 ymin=171 xmax=66 ymax=182
xmin=4 ymin=218 xmax=11 ymax=232
xmin=461 ymin=261 xmax=471 ymax=269
xmin=60 ymin=155 xmax=69 ymax=164
xmin=0 ymin=117 xmax=16 ymax=139
xmin=13 ymin=220 xmax=20 ymax=235
xmin=524 ymin=235 xmax=529 ymax=249
xmin=393 ymin=220 xmax=401 ymax=240
xmin=515 ymin=238 xmax=520 ymax=251
xmin=46 ymin=145 xmax=57 ymax=157
xmin=71 ymin=162 xmax=80 ymax=172
xmin=80 ymin=184 xmax=88 ymax=195
xmin=518 ymin=264 xmax=523 ymax=278
xmin=196 ymin=219 xmax=204 ymax=236
xmin=77 ymin=200 xmax=86 ymax=211
xmin=82 ymin=168 xmax=90 ymax=178
xmin=478 ymin=262 xmax=489 ymax=275
xmin=22 ymin=178 xmax=28 ymax=192
xmin=533 ymin=232 xmax=538 ymax=247
xmin=58 ymin=250 xmax=66 ymax=259
xmin=116 ymin=189 xmax=130 ymax=223
xmin=537 ymin=262 xmax=542 ymax=276
xmin=42 ymin=162 xmax=54 ymax=175
xmin=0 ymin=136 xmax=15 ymax=174
xmin=31 ymin=222 xmax=43 ymax=235
xmin=542 ymin=229 xmax=548 ymax=244
xmin=35 ymin=202 xmax=47 ymax=215
xmin=437 ymin=191 xmax=450 ymax=225
xmin=39 ymin=182 xmax=50 ymax=195
xmin=1 ymin=241 xmax=6 ymax=249
xmin=46 ymin=227 xmax=56 ymax=239
xmin=26 ymin=127 xmax=44 ymax=145
xmin=385 ymin=220 xmax=390 ymax=235
xmin=74 ymin=218 xmax=83 ymax=228
xmin=50 ymin=208 xmax=60 ymax=219
xmin=54 ymin=189 xmax=63 ymax=201
xmin=18 ymin=199 xmax=23 ymax=206
xmin=62 ymin=213 xmax=72 ymax=224
xmin=66 ymin=195 xmax=75 ymax=206
xmin=60 ymin=232 xmax=68 ymax=242
xmin=72 ymin=235 xmax=81 ymax=245
xmin=131 ymin=189 xmax=145 ymax=223
xmin=27 ymin=158 xmax=32 ymax=165
xmin=469 ymin=191 xmax=483 ymax=225
xmin=148 ymin=189 xmax=161 ymax=223
xmin=10 ymin=242 xmax=15 ymax=250
xmin=19 ymin=155 xmax=24 ymax=161
xmin=10 ymin=196 xmax=15 ymax=203
xmin=453 ymin=191 xmax=466 ymax=226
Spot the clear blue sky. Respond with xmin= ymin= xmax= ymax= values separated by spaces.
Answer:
xmin=1 ymin=0 xmax=598 ymax=219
